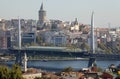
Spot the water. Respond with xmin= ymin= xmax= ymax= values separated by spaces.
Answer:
xmin=5 ymin=60 xmax=120 ymax=72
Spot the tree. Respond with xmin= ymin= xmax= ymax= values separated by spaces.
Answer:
xmin=62 ymin=67 xmax=74 ymax=72
xmin=81 ymin=42 xmax=90 ymax=51
xmin=98 ymin=43 xmax=106 ymax=50
xmin=79 ymin=25 xmax=85 ymax=31
xmin=98 ymin=43 xmax=112 ymax=53
xmin=0 ymin=64 xmax=24 ymax=79
xmin=31 ymin=42 xmax=37 ymax=46
xmin=10 ymin=64 xmax=24 ymax=79
xmin=0 ymin=65 xmax=10 ymax=79
xmin=36 ymin=36 xmax=43 ymax=45
xmin=25 ymin=43 xmax=30 ymax=47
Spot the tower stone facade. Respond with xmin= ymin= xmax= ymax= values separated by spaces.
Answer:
xmin=38 ymin=3 xmax=46 ymax=24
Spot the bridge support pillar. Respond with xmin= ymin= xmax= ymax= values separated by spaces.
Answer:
xmin=88 ymin=57 xmax=96 ymax=68
xmin=15 ymin=50 xmax=22 ymax=65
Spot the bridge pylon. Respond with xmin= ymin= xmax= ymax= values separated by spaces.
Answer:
xmin=15 ymin=50 xmax=22 ymax=65
xmin=88 ymin=57 xmax=96 ymax=68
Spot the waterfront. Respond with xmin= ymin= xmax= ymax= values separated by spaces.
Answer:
xmin=5 ymin=60 xmax=120 ymax=72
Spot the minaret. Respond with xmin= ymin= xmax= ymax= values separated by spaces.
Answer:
xmin=91 ymin=12 xmax=95 ymax=54
xmin=23 ymin=52 xmax=28 ymax=72
xmin=18 ymin=17 xmax=21 ymax=49
xmin=38 ymin=3 xmax=46 ymax=24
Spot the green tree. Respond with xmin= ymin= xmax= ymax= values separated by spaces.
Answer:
xmin=10 ymin=64 xmax=24 ymax=79
xmin=81 ymin=42 xmax=90 ymax=51
xmin=62 ymin=67 xmax=74 ymax=72
xmin=66 ymin=44 xmax=78 ymax=51
xmin=79 ymin=25 xmax=85 ymax=31
xmin=25 ymin=43 xmax=30 ymax=47
xmin=36 ymin=36 xmax=43 ymax=45
xmin=98 ymin=43 xmax=106 ymax=50
xmin=31 ymin=42 xmax=37 ymax=46
xmin=98 ymin=43 xmax=112 ymax=53
xmin=0 ymin=65 xmax=10 ymax=79
xmin=0 ymin=64 xmax=24 ymax=79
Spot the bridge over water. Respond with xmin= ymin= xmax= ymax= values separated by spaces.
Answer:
xmin=9 ymin=46 xmax=120 ymax=60
xmin=7 ymin=46 xmax=120 ymax=68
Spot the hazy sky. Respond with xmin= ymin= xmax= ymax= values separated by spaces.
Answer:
xmin=0 ymin=0 xmax=120 ymax=27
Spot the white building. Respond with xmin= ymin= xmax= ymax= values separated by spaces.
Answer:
xmin=44 ymin=31 xmax=67 ymax=46
xmin=23 ymin=73 xmax=42 ymax=79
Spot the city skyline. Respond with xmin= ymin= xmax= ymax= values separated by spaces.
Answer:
xmin=0 ymin=0 xmax=120 ymax=27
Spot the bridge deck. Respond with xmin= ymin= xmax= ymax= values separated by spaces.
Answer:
xmin=9 ymin=46 xmax=120 ymax=60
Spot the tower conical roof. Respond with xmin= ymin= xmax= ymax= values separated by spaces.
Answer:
xmin=40 ymin=3 xmax=43 ymax=10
